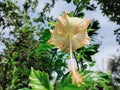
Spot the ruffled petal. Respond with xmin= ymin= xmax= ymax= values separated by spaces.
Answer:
xmin=47 ymin=11 xmax=91 ymax=52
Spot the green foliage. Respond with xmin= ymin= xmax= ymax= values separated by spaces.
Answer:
xmin=74 ymin=44 xmax=99 ymax=70
xmin=64 ymin=0 xmax=72 ymax=3
xmin=29 ymin=67 xmax=53 ymax=90
xmin=18 ymin=87 xmax=31 ymax=90
xmin=48 ymin=22 xmax=56 ymax=26
xmin=58 ymin=70 xmax=112 ymax=90
xmin=28 ymin=68 xmax=111 ymax=90
xmin=73 ymin=0 xmax=80 ymax=5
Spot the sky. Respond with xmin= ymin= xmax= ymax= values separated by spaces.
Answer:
xmin=0 ymin=0 xmax=120 ymax=72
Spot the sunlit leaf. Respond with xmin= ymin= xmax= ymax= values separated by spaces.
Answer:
xmin=48 ymin=22 xmax=56 ymax=26
xmin=18 ymin=87 xmax=31 ymax=90
xmin=29 ymin=67 xmax=53 ymax=90
xmin=87 ymin=28 xmax=95 ymax=32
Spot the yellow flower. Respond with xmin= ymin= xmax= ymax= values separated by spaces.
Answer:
xmin=47 ymin=11 xmax=91 ymax=86
xmin=47 ymin=11 xmax=90 ymax=52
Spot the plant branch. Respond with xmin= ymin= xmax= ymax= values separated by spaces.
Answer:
xmin=73 ymin=0 xmax=82 ymax=16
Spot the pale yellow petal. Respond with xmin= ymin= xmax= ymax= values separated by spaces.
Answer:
xmin=72 ymin=18 xmax=90 ymax=35
xmin=47 ymin=11 xmax=91 ymax=52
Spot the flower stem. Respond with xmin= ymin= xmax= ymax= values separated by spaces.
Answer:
xmin=69 ymin=38 xmax=77 ymax=73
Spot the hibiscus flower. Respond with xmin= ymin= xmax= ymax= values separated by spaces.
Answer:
xmin=47 ymin=11 xmax=91 ymax=86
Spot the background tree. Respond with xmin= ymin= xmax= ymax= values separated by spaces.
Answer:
xmin=95 ymin=0 xmax=120 ymax=44
xmin=0 ymin=0 xmax=66 ymax=89
xmin=108 ymin=56 xmax=120 ymax=90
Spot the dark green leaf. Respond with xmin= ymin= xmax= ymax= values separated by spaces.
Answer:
xmin=73 ymin=0 xmax=79 ymax=5
xmin=64 ymin=0 xmax=72 ymax=3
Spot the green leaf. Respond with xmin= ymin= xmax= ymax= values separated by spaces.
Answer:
xmin=64 ymin=0 xmax=72 ymax=3
xmin=82 ymin=0 xmax=90 ymax=4
xmin=29 ymin=67 xmax=53 ymax=90
xmin=77 ymin=12 xmax=84 ymax=17
xmin=18 ymin=87 xmax=31 ymax=90
xmin=78 ymin=6 xmax=85 ymax=12
xmin=35 ymin=43 xmax=52 ymax=56
xmin=68 ymin=11 xmax=74 ymax=17
xmin=48 ymin=22 xmax=56 ymax=26
xmin=40 ymin=29 xmax=51 ymax=43
xmin=73 ymin=0 xmax=79 ymax=5
xmin=87 ymin=28 xmax=95 ymax=32
xmin=12 ymin=52 xmax=18 ymax=60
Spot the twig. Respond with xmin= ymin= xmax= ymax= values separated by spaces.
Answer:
xmin=73 ymin=0 xmax=82 ymax=16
